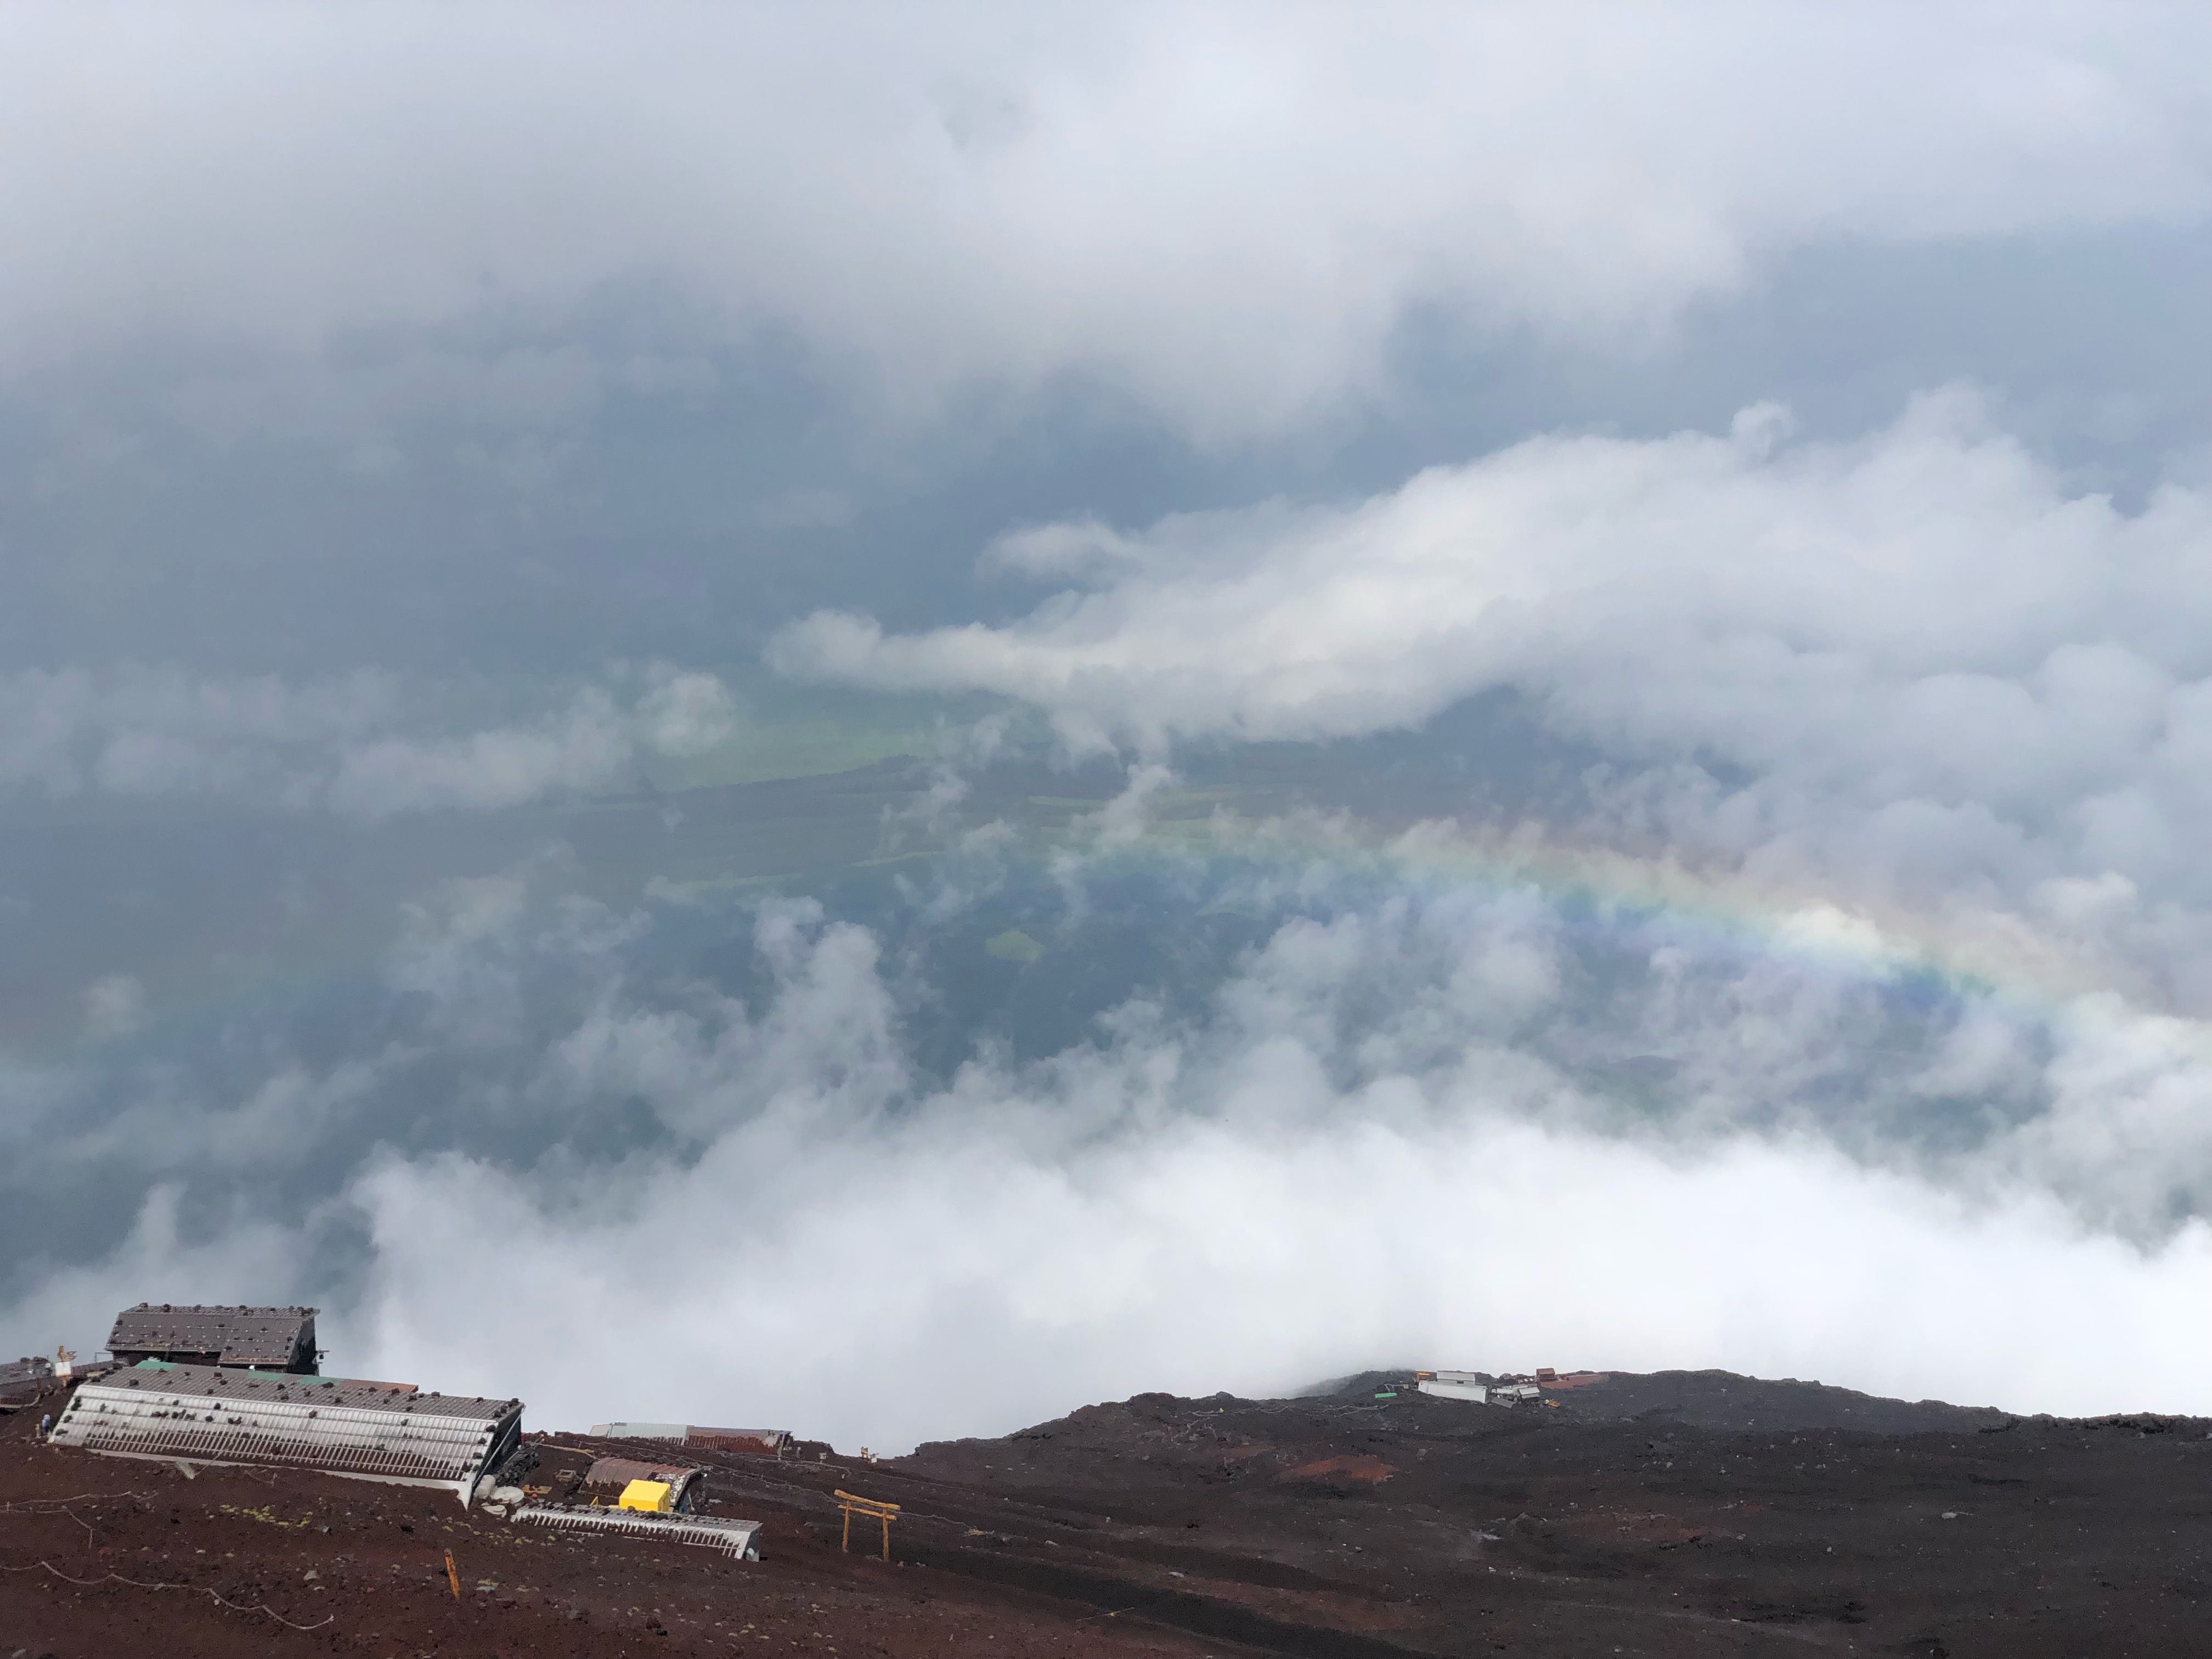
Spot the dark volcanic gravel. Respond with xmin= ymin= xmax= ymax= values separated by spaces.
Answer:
xmin=7 ymin=1368 xmax=2212 ymax=1657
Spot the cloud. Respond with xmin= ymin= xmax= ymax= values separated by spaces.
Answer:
xmin=0 ymin=664 xmax=746 ymax=819
xmin=634 ymin=669 xmax=741 ymax=760
xmin=321 ymin=690 xmax=633 ymax=820
xmin=774 ymin=393 xmax=2212 ymax=1001
xmin=775 ymin=392 xmax=2210 ymax=746
xmin=1 ymin=6 xmax=2204 ymax=436
xmin=0 ymin=667 xmax=399 ymax=799
xmin=348 ymin=877 xmax=2212 ymax=1448
xmin=0 ymin=1187 xmax=319 ymax=1362
xmin=344 ymin=1088 xmax=2212 ymax=1449
xmin=11 ymin=851 xmax=2212 ymax=1447
xmin=3 ymin=1 xmax=2205 ymax=1458
xmin=80 ymin=975 xmax=146 ymax=1042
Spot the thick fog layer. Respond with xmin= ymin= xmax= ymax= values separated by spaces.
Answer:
xmin=3 ymin=4 xmax=2209 ymax=1447
xmin=10 ymin=848 xmax=2212 ymax=1446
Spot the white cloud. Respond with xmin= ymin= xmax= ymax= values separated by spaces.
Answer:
xmin=774 ymin=393 xmax=2212 ymax=1002
xmin=0 ymin=1188 xmax=316 ymax=1363
xmin=321 ymin=689 xmax=633 ymax=820
xmin=340 ymin=1101 xmax=2212 ymax=1449
xmin=0 ymin=664 xmax=747 ymax=819
xmin=0 ymin=6 xmax=2203 ymax=436
xmin=777 ymin=393 xmax=2211 ymax=748
xmin=329 ymin=891 xmax=2212 ymax=1443
xmin=13 ymin=867 xmax=2210 ymax=1449
xmin=81 ymin=974 xmax=146 ymax=1042
xmin=634 ymin=669 xmax=741 ymax=760
xmin=0 ymin=667 xmax=399 ymax=799
xmin=9 ymin=3 xmax=2208 ymax=1455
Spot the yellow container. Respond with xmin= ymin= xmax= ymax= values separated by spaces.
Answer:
xmin=617 ymin=1479 xmax=673 ymax=1513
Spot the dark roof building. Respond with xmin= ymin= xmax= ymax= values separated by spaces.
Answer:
xmin=0 ymin=1354 xmax=54 ymax=1402
xmin=106 ymin=1304 xmax=320 ymax=1373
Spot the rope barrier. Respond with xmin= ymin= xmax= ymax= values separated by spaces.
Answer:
xmin=0 ymin=1558 xmax=336 ymax=1631
xmin=0 ymin=1490 xmax=157 ymax=1513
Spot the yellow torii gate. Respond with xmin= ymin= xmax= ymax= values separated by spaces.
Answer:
xmin=834 ymin=1489 xmax=899 ymax=1561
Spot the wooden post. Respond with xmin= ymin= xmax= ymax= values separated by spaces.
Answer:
xmin=841 ymin=1506 xmax=852 ymax=1553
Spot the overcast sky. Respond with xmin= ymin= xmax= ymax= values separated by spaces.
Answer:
xmin=3 ymin=3 xmax=2210 ymax=1442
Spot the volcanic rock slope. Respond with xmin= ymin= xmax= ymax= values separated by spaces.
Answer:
xmin=6 ymin=1369 xmax=2212 ymax=1658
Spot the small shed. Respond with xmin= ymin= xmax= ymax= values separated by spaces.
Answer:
xmin=581 ymin=1455 xmax=707 ymax=1512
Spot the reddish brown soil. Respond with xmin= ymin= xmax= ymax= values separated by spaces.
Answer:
xmin=9 ymin=1369 xmax=2212 ymax=1658
xmin=1277 ymin=1456 xmax=1397 ymax=1485
xmin=0 ymin=1387 xmax=1214 ymax=1659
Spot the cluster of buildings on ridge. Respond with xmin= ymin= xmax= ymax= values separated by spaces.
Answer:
xmin=1401 ymin=1365 xmax=1607 ymax=1407
xmin=9 ymin=1305 xmax=1624 ymax=1569
xmin=8 ymin=1302 xmax=797 ymax=1562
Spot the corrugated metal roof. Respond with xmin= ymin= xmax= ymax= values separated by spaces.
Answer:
xmin=687 ymin=1426 xmax=788 ymax=1451
xmin=97 ymin=1363 xmax=453 ymax=1414
xmin=50 ymin=1361 xmax=521 ymax=1504
xmin=106 ymin=1304 xmax=318 ymax=1367
xmin=588 ymin=1423 xmax=788 ymax=1451
xmin=511 ymin=1503 xmax=760 ymax=1559
xmin=1418 ymin=1378 xmax=1488 ymax=1403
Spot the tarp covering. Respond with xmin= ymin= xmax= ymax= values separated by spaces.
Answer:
xmin=583 ymin=1455 xmax=705 ymax=1510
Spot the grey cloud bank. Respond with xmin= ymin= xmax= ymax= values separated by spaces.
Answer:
xmin=5 ymin=5 xmax=2206 ymax=678
xmin=3 ymin=5 xmax=2205 ymax=433
xmin=4 ymin=4 xmax=2211 ymax=1444
xmin=776 ymin=395 xmax=2210 ymax=753
xmin=4 ymin=732 xmax=2209 ymax=1442
xmin=0 ymin=665 xmax=735 ymax=818
xmin=777 ymin=393 xmax=2212 ymax=1012
xmin=8 ymin=862 xmax=2212 ymax=1449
